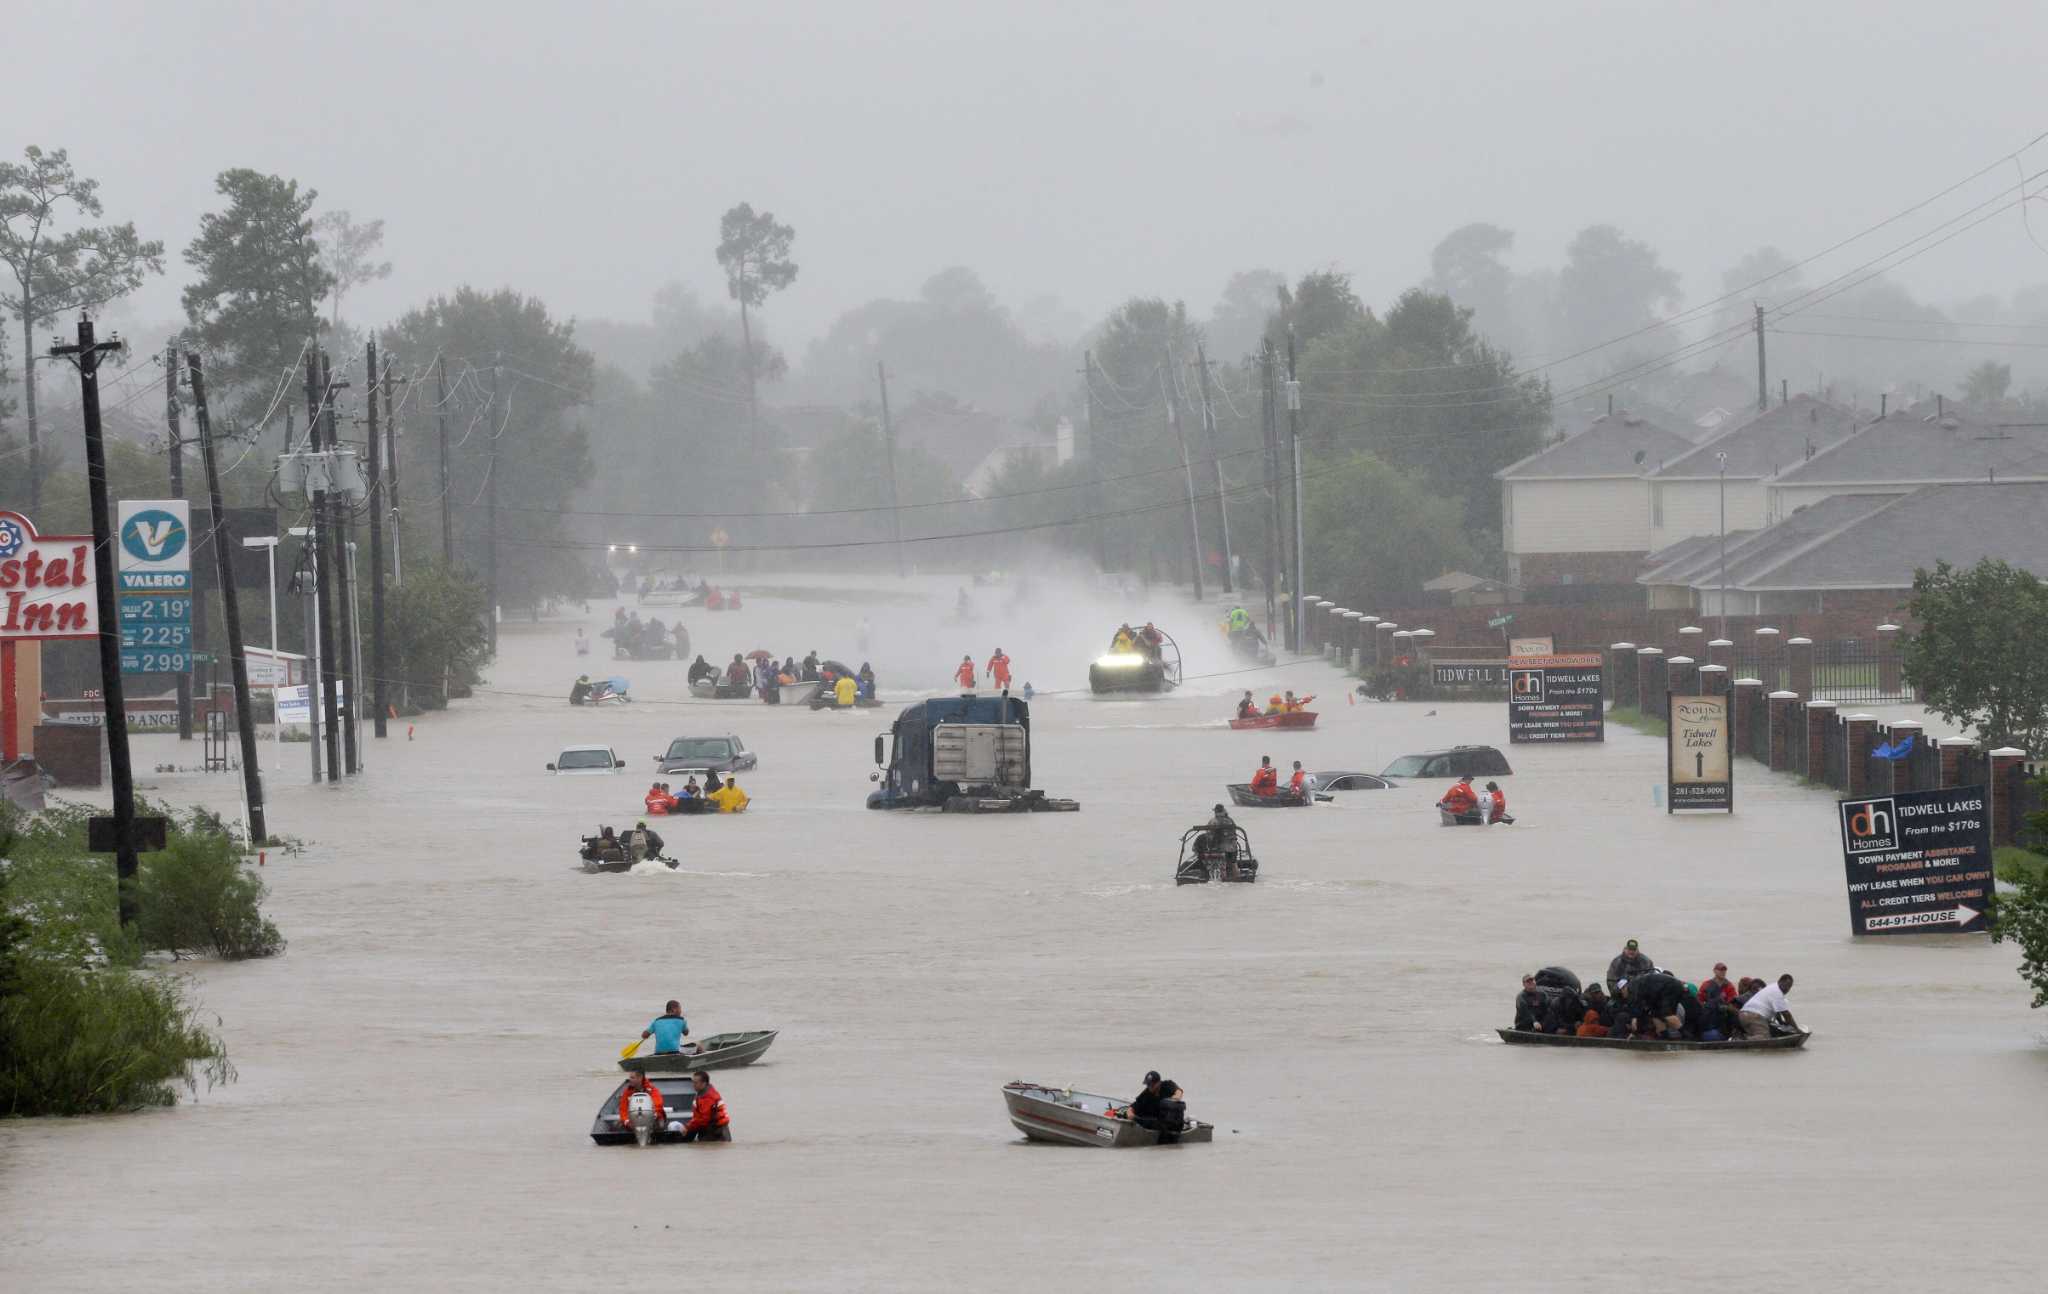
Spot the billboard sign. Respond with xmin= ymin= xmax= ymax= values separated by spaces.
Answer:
xmin=0 ymin=511 xmax=97 ymax=641
xmin=1507 ymin=653 xmax=1604 ymax=743
xmin=1509 ymin=636 xmax=1555 ymax=658
xmin=1668 ymin=694 xmax=1732 ymax=811
xmin=116 ymin=500 xmax=192 ymax=675
xmin=1839 ymin=786 xmax=1994 ymax=935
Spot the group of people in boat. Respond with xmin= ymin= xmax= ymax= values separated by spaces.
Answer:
xmin=609 ymin=608 xmax=683 ymax=658
xmin=1513 ymin=939 xmax=1801 ymax=1042
xmin=580 ymin=821 xmax=666 ymax=865
xmin=617 ymin=1000 xmax=732 ymax=1143
xmin=952 ymin=648 xmax=1016 ymax=691
xmin=1248 ymin=754 xmax=1316 ymax=800
xmin=1236 ymin=690 xmax=1312 ymax=720
xmin=1109 ymin=621 xmax=1167 ymax=661
xmin=644 ymin=775 xmax=749 ymax=815
xmin=1105 ymin=1070 xmax=1191 ymax=1137
xmin=693 ymin=651 xmax=877 ymax=705
xmin=1437 ymin=773 xmax=1511 ymax=824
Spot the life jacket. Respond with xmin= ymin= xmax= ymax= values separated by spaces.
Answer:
xmin=618 ymin=1082 xmax=666 ymax=1125
xmin=1251 ymin=766 xmax=1278 ymax=795
xmin=1440 ymin=782 xmax=1478 ymax=814
xmin=645 ymin=790 xmax=669 ymax=814
xmin=955 ymin=662 xmax=976 ymax=687
xmin=686 ymin=1085 xmax=729 ymax=1132
xmin=1487 ymin=789 xmax=1508 ymax=822
xmin=1289 ymin=770 xmax=1307 ymax=794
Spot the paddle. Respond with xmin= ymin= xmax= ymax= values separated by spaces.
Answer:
xmin=621 ymin=1036 xmax=643 ymax=1059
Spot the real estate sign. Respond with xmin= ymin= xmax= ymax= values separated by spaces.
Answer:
xmin=1506 ymin=653 xmax=1605 ymax=743
xmin=1838 ymin=786 xmax=1993 ymax=936
xmin=1667 ymin=694 xmax=1732 ymax=811
xmin=1508 ymin=636 xmax=1555 ymax=657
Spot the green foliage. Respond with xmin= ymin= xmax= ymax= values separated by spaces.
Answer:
xmin=0 ymin=801 xmax=136 ymax=968
xmin=181 ymin=169 xmax=335 ymax=431
xmin=715 ymin=202 xmax=798 ymax=310
xmin=1962 ymin=360 xmax=2013 ymax=405
xmin=1903 ymin=559 xmax=2048 ymax=751
xmin=136 ymin=830 xmax=284 ymax=962
xmin=386 ymin=560 xmax=492 ymax=709
xmin=1557 ymin=224 xmax=1681 ymax=354
xmin=1992 ymin=860 xmax=2048 ymax=1011
xmin=0 ymin=957 xmax=232 ymax=1116
xmin=1301 ymin=451 xmax=1483 ymax=607
xmin=1995 ymin=846 xmax=2048 ymax=887
xmin=807 ymin=422 xmax=960 ymax=519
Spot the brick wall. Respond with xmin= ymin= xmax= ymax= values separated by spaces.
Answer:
xmin=1517 ymin=551 xmax=1653 ymax=587
xmin=1336 ymin=599 xmax=1915 ymax=653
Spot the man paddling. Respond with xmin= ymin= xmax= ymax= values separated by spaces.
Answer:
xmin=641 ymin=1000 xmax=692 ymax=1055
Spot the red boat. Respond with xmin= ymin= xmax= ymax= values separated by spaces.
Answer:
xmin=1228 ymin=710 xmax=1317 ymax=731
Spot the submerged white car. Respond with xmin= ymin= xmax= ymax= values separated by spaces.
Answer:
xmin=549 ymin=745 xmax=627 ymax=775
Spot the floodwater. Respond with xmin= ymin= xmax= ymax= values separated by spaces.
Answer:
xmin=4 ymin=576 xmax=2044 ymax=1293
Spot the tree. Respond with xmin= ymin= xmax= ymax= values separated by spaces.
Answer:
xmin=715 ymin=202 xmax=798 ymax=452
xmin=1962 ymin=360 xmax=2013 ymax=405
xmin=386 ymin=560 xmax=492 ymax=708
xmin=1993 ymin=857 xmax=2048 ymax=1010
xmin=1557 ymin=224 xmax=1680 ymax=358
xmin=313 ymin=210 xmax=392 ymax=330
xmin=181 ymin=170 xmax=334 ymax=431
xmin=1302 ymin=452 xmax=1481 ymax=607
xmin=1426 ymin=224 xmax=1516 ymax=345
xmin=1903 ymin=559 xmax=2048 ymax=752
xmin=0 ymin=145 xmax=164 ymax=510
xmin=1206 ymin=269 xmax=1288 ymax=367
xmin=1270 ymin=270 xmax=1368 ymax=352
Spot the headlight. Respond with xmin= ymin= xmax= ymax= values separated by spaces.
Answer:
xmin=1094 ymin=653 xmax=1149 ymax=668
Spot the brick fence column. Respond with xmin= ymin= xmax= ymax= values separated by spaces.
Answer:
xmin=1754 ymin=627 xmax=1782 ymax=689
xmin=1316 ymin=601 xmax=1336 ymax=656
xmin=1990 ymin=747 xmax=2027 ymax=846
xmin=1359 ymin=616 xmax=1380 ymax=668
xmin=1844 ymin=713 xmax=1876 ymax=798
xmin=1636 ymin=647 xmax=1664 ymax=715
xmin=1698 ymin=663 xmax=1728 ymax=699
xmin=1876 ymin=623 xmax=1902 ymax=695
xmin=1732 ymin=678 xmax=1762 ymax=758
xmin=1768 ymin=691 xmax=1799 ymax=771
xmin=1787 ymin=637 xmax=1814 ymax=699
xmin=1707 ymin=637 xmax=1731 ymax=670
xmin=1391 ymin=630 xmax=1413 ymax=669
xmin=1887 ymin=720 xmax=1923 ymax=793
xmin=1343 ymin=612 xmax=1363 ymax=672
xmin=1666 ymin=655 xmax=1697 ymax=703
xmin=1938 ymin=736 xmax=1973 ymax=789
xmin=1410 ymin=628 xmax=1435 ymax=680
xmin=1804 ymin=699 xmax=1836 ymax=783
xmin=1375 ymin=622 xmax=1396 ymax=670
xmin=1677 ymin=625 xmax=1704 ymax=665
xmin=1609 ymin=642 xmax=1637 ymax=703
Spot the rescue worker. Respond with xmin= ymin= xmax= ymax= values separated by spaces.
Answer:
xmin=1484 ymin=780 xmax=1511 ymax=824
xmin=1250 ymin=756 xmax=1279 ymax=797
xmin=954 ymin=655 xmax=977 ymax=689
xmin=570 ymin=675 xmax=594 ymax=706
xmin=1513 ymin=975 xmax=1557 ymax=1033
xmin=1437 ymin=774 xmax=1479 ymax=819
xmin=1227 ymin=606 xmax=1251 ymax=635
xmin=725 ymin=654 xmax=749 ymax=686
xmin=1264 ymin=694 xmax=1285 ymax=716
xmin=801 ymin=651 xmax=820 ymax=681
xmin=1111 ymin=624 xmax=1137 ymax=654
xmin=710 ymin=778 xmax=749 ymax=813
xmin=679 ymin=1069 xmax=731 ymax=1142
xmin=625 ymin=820 xmax=664 ymax=862
xmin=617 ymin=1070 xmax=666 ymax=1127
xmin=644 ymin=782 xmax=672 ymax=816
xmin=1236 ymin=691 xmax=1258 ymax=721
xmin=1286 ymin=692 xmax=1314 ymax=713
xmin=857 ymin=662 xmax=876 ymax=699
xmin=1138 ymin=622 xmax=1163 ymax=661
xmin=1288 ymin=761 xmax=1313 ymax=801
xmin=986 ymin=647 xmax=1012 ymax=689
xmin=1624 ymin=970 xmax=1694 ymax=1039
xmin=1127 ymin=1071 xmax=1165 ymax=1128
xmin=834 ymin=673 xmax=857 ymax=708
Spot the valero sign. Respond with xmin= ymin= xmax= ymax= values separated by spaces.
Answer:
xmin=0 ymin=511 xmax=98 ymax=641
xmin=115 ymin=500 xmax=192 ymax=674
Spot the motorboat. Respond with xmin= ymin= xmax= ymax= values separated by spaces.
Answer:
xmin=690 ymin=680 xmax=754 ymax=701
xmin=777 ymin=679 xmax=823 ymax=706
xmin=589 ymin=1074 xmax=700 ymax=1145
xmin=1087 ymin=627 xmax=1182 ymax=695
xmin=1496 ymin=1028 xmax=1810 ymax=1052
xmin=1228 ymin=710 xmax=1316 ymax=731
xmin=1001 ymin=1081 xmax=1212 ymax=1147
xmin=1175 ymin=822 xmax=1258 ymax=885
xmin=1226 ymin=782 xmax=1309 ymax=808
xmin=620 ymin=1030 xmax=777 ymax=1074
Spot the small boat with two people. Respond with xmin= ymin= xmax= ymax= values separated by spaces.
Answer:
xmin=1001 ymin=1079 xmax=1211 ymax=1147
xmin=1088 ymin=621 xmax=1182 ymax=696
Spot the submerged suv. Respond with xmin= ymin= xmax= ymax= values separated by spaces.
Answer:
xmin=1379 ymin=745 xmax=1512 ymax=780
xmin=655 ymin=735 xmax=757 ymax=775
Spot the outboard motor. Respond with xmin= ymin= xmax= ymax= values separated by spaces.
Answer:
xmin=626 ymin=1090 xmax=659 ymax=1146
xmin=1155 ymin=1097 xmax=1187 ymax=1144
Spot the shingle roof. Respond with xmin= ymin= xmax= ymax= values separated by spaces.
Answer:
xmin=1650 ymin=394 xmax=1862 ymax=480
xmin=1640 ymin=531 xmax=1758 ymax=587
xmin=1773 ymin=409 xmax=2048 ymax=485
xmin=1709 ymin=494 xmax=1896 ymax=588
xmin=1496 ymin=410 xmax=1696 ymax=480
xmin=1733 ymin=482 xmax=2048 ymax=590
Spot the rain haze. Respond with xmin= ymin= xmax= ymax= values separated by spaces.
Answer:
xmin=6 ymin=3 xmax=2048 ymax=1292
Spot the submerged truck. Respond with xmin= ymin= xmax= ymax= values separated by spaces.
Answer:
xmin=866 ymin=694 xmax=1079 ymax=812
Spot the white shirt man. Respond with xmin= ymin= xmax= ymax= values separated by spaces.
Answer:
xmin=1738 ymin=974 xmax=1796 ymax=1039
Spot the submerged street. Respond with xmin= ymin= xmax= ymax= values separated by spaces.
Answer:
xmin=2 ymin=581 xmax=2043 ymax=1292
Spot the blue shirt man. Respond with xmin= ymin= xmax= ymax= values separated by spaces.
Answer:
xmin=642 ymin=1000 xmax=690 ymax=1054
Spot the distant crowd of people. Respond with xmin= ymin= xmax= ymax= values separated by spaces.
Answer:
xmin=690 ymin=651 xmax=876 ymax=706
xmin=1237 ymin=690 xmax=1311 ymax=719
xmin=1513 ymin=939 xmax=1800 ymax=1042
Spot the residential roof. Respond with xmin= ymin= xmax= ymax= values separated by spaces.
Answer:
xmin=1639 ymin=530 xmax=1758 ymax=588
xmin=1423 ymin=570 xmax=1502 ymax=593
xmin=1650 ymin=394 xmax=1862 ymax=480
xmin=1710 ymin=494 xmax=1896 ymax=588
xmin=1773 ymin=408 xmax=2048 ymax=485
xmin=1727 ymin=482 xmax=2048 ymax=591
xmin=1496 ymin=410 xmax=1696 ymax=480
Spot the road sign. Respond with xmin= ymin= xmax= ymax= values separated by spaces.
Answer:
xmin=116 ymin=500 xmax=191 ymax=675
xmin=1668 ymin=694 xmax=1732 ymax=812
xmin=1487 ymin=613 xmax=1515 ymax=629
xmin=1507 ymin=653 xmax=1604 ymax=743
xmin=1839 ymin=786 xmax=1994 ymax=936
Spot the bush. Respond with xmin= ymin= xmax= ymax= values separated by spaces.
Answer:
xmin=137 ymin=829 xmax=284 ymax=961
xmin=0 ymin=957 xmax=232 ymax=1115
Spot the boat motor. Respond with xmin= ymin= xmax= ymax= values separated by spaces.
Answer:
xmin=1155 ymin=1097 xmax=1187 ymax=1144
xmin=627 ymin=1090 xmax=659 ymax=1146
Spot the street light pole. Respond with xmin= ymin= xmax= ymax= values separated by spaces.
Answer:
xmin=242 ymin=536 xmax=281 ymax=771
xmin=1716 ymin=451 xmax=1729 ymax=639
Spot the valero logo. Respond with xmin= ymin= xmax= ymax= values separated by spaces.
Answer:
xmin=1841 ymin=797 xmax=1898 ymax=852
xmin=119 ymin=508 xmax=187 ymax=563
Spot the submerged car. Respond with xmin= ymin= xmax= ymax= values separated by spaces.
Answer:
xmin=655 ymin=735 xmax=757 ymax=774
xmin=1313 ymin=771 xmax=1394 ymax=791
xmin=549 ymin=744 xmax=626 ymax=774
xmin=1378 ymin=745 xmax=1513 ymax=780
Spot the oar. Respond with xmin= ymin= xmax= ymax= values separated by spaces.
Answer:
xmin=621 ymin=1036 xmax=643 ymax=1059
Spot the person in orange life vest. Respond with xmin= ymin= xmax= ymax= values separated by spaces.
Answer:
xmin=954 ymin=655 xmax=977 ymax=689
xmin=1286 ymin=692 xmax=1315 ymax=713
xmin=1264 ymin=694 xmax=1285 ymax=716
xmin=1288 ymin=761 xmax=1313 ymax=798
xmin=679 ymin=1069 xmax=732 ymax=1142
xmin=1438 ymin=774 xmax=1479 ymax=816
xmin=617 ymin=1070 xmax=666 ymax=1126
xmin=986 ymin=648 xmax=1012 ymax=689
xmin=1250 ymin=755 xmax=1279 ymax=796
xmin=645 ymin=782 xmax=672 ymax=815
xmin=1484 ymin=780 xmax=1509 ymax=824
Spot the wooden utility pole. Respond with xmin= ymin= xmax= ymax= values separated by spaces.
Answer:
xmin=1755 ymin=304 xmax=1768 ymax=413
xmin=1164 ymin=354 xmax=1205 ymax=602
xmin=366 ymin=340 xmax=387 ymax=739
xmin=1261 ymin=339 xmax=1282 ymax=642
xmin=1286 ymin=329 xmax=1305 ymax=650
xmin=305 ymin=348 xmax=340 ymax=782
xmin=1080 ymin=351 xmax=1108 ymax=571
xmin=164 ymin=342 xmax=193 ymax=740
xmin=1194 ymin=342 xmax=1233 ymax=595
xmin=51 ymin=318 xmax=141 ymax=925
xmin=876 ymin=362 xmax=907 ymax=578
xmin=436 ymin=354 xmax=453 ymax=565
xmin=382 ymin=353 xmax=401 ymax=584
xmin=485 ymin=363 xmax=499 ymax=655
xmin=186 ymin=351 xmax=267 ymax=841
xmin=322 ymin=350 xmax=360 ymax=777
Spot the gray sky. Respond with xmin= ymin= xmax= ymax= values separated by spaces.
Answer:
xmin=16 ymin=0 xmax=2048 ymax=348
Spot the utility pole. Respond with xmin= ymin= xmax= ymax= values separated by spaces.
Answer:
xmin=1194 ymin=342 xmax=1234 ymax=595
xmin=876 ymin=362 xmax=907 ymax=578
xmin=366 ymin=340 xmax=388 ymax=739
xmin=382 ymin=352 xmax=401 ymax=584
xmin=1080 ymin=351 xmax=1109 ymax=571
xmin=1260 ymin=339 xmax=1282 ymax=644
xmin=1164 ymin=355 xmax=1205 ymax=602
xmin=323 ymin=350 xmax=360 ymax=776
xmin=1755 ymin=304 xmax=1768 ymax=413
xmin=1286 ymin=329 xmax=1305 ymax=651
xmin=436 ymin=354 xmax=453 ymax=565
xmin=305 ymin=348 xmax=340 ymax=782
xmin=164 ymin=343 xmax=193 ymax=741
xmin=485 ymin=363 xmax=499 ymax=656
xmin=186 ymin=352 xmax=267 ymax=842
xmin=51 ymin=318 xmax=141 ymax=926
